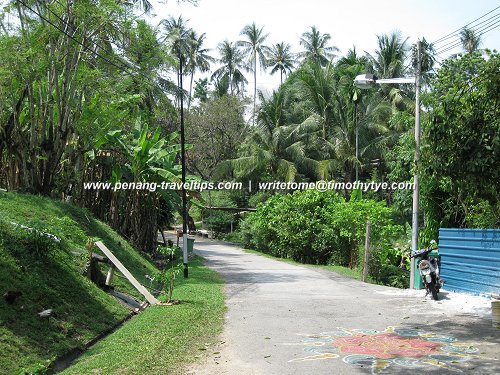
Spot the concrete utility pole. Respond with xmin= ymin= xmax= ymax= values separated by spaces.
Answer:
xmin=353 ymin=46 xmax=422 ymax=289
xmin=410 ymin=40 xmax=422 ymax=289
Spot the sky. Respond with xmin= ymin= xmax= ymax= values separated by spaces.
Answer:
xmin=149 ymin=0 xmax=500 ymax=93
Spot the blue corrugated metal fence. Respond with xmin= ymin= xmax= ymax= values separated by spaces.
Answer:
xmin=438 ymin=228 xmax=500 ymax=295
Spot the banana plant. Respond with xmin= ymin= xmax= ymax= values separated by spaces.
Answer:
xmin=91 ymin=120 xmax=189 ymax=252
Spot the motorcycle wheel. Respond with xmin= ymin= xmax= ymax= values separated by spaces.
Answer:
xmin=428 ymin=282 xmax=439 ymax=301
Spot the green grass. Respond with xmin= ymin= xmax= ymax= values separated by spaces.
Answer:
xmin=0 ymin=191 xmax=226 ymax=374
xmin=61 ymin=256 xmax=225 ymax=375
xmin=0 ymin=191 xmax=158 ymax=301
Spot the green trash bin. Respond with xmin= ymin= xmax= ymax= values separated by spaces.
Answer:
xmin=187 ymin=237 xmax=195 ymax=253
xmin=413 ymin=249 xmax=440 ymax=289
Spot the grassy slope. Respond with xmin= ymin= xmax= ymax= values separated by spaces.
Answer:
xmin=0 ymin=192 xmax=157 ymax=373
xmin=62 ymin=256 xmax=225 ymax=374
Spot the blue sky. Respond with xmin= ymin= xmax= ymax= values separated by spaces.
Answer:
xmin=150 ymin=0 xmax=500 ymax=92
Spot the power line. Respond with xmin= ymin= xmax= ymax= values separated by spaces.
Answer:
xmin=17 ymin=0 xmax=138 ymax=77
xmin=434 ymin=12 xmax=500 ymax=52
xmin=17 ymin=0 xmax=180 ymax=97
xmin=48 ymin=0 xmax=133 ymax=69
xmin=436 ymin=21 xmax=500 ymax=55
xmin=432 ymin=5 xmax=500 ymax=44
xmin=434 ymin=16 xmax=500 ymax=53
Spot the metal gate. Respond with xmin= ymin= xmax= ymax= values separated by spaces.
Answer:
xmin=438 ymin=228 xmax=500 ymax=295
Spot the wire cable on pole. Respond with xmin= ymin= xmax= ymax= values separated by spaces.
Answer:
xmin=17 ymin=0 xmax=176 ymax=93
xmin=431 ymin=5 xmax=500 ymax=45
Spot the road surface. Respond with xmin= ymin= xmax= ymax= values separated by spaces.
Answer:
xmin=185 ymin=237 xmax=499 ymax=375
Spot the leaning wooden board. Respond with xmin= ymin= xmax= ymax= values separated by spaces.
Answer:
xmin=95 ymin=241 xmax=159 ymax=305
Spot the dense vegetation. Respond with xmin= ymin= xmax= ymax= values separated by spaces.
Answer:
xmin=0 ymin=0 xmax=498 ymax=371
xmin=239 ymin=190 xmax=409 ymax=286
xmin=0 ymin=2 xmax=498 ymax=280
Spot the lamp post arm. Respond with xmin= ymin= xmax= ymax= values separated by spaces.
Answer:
xmin=375 ymin=77 xmax=416 ymax=84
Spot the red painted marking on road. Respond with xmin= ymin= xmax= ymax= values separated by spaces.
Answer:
xmin=332 ymin=332 xmax=441 ymax=359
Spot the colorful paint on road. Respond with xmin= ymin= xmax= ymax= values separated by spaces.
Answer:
xmin=288 ymin=326 xmax=480 ymax=374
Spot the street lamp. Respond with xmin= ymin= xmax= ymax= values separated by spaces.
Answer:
xmin=353 ymin=41 xmax=422 ymax=289
xmin=179 ymin=54 xmax=189 ymax=279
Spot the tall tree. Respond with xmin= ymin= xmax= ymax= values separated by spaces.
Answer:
xmin=368 ymin=31 xmax=409 ymax=79
xmin=422 ymin=51 xmax=499 ymax=234
xmin=411 ymin=37 xmax=436 ymax=86
xmin=185 ymin=30 xmax=214 ymax=110
xmin=211 ymin=40 xmax=248 ymax=96
xmin=460 ymin=27 xmax=482 ymax=53
xmin=293 ymin=62 xmax=336 ymax=139
xmin=186 ymin=95 xmax=246 ymax=179
xmin=266 ymin=42 xmax=296 ymax=85
xmin=367 ymin=31 xmax=411 ymax=118
xmin=298 ymin=26 xmax=339 ymax=67
xmin=238 ymin=22 xmax=269 ymax=123
xmin=160 ymin=15 xmax=191 ymax=100
xmin=0 ymin=0 xmax=134 ymax=195
xmin=224 ymin=89 xmax=328 ymax=182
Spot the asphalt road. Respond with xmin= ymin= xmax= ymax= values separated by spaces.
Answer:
xmin=186 ymin=237 xmax=499 ymax=375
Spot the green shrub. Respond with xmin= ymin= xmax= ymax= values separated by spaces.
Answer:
xmin=223 ymin=231 xmax=243 ymax=244
xmin=465 ymin=200 xmax=499 ymax=228
xmin=239 ymin=190 xmax=403 ymax=268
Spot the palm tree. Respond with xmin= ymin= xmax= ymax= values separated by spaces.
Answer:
xmin=294 ymin=61 xmax=336 ymax=139
xmin=228 ymin=90 xmax=328 ymax=181
xmin=185 ymin=30 xmax=214 ymax=109
xmin=460 ymin=27 xmax=482 ymax=53
xmin=335 ymin=48 xmax=370 ymax=180
xmin=160 ymin=15 xmax=191 ymax=89
xmin=411 ymin=38 xmax=436 ymax=86
xmin=238 ymin=22 xmax=270 ymax=123
xmin=368 ymin=31 xmax=409 ymax=79
xmin=298 ymin=26 xmax=339 ymax=67
xmin=367 ymin=31 xmax=411 ymax=114
xmin=211 ymin=40 xmax=248 ymax=96
xmin=266 ymin=42 xmax=296 ymax=85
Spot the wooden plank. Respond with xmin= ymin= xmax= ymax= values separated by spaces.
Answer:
xmin=95 ymin=241 xmax=159 ymax=305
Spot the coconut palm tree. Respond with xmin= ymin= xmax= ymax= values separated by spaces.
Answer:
xmin=335 ymin=48 xmax=370 ymax=180
xmin=460 ymin=27 xmax=482 ymax=53
xmin=294 ymin=61 xmax=337 ymax=139
xmin=211 ymin=40 xmax=248 ymax=96
xmin=160 ymin=16 xmax=192 ymax=104
xmin=185 ymin=30 xmax=214 ymax=109
xmin=225 ymin=89 xmax=330 ymax=182
xmin=238 ymin=22 xmax=270 ymax=123
xmin=298 ymin=26 xmax=339 ymax=67
xmin=266 ymin=42 xmax=296 ymax=85
xmin=368 ymin=31 xmax=409 ymax=79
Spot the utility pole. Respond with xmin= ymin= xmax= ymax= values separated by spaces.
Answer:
xmin=353 ymin=91 xmax=360 ymax=182
xmin=179 ymin=54 xmax=189 ymax=279
xmin=410 ymin=40 xmax=421 ymax=289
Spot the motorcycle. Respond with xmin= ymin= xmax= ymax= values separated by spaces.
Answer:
xmin=411 ymin=247 xmax=444 ymax=300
